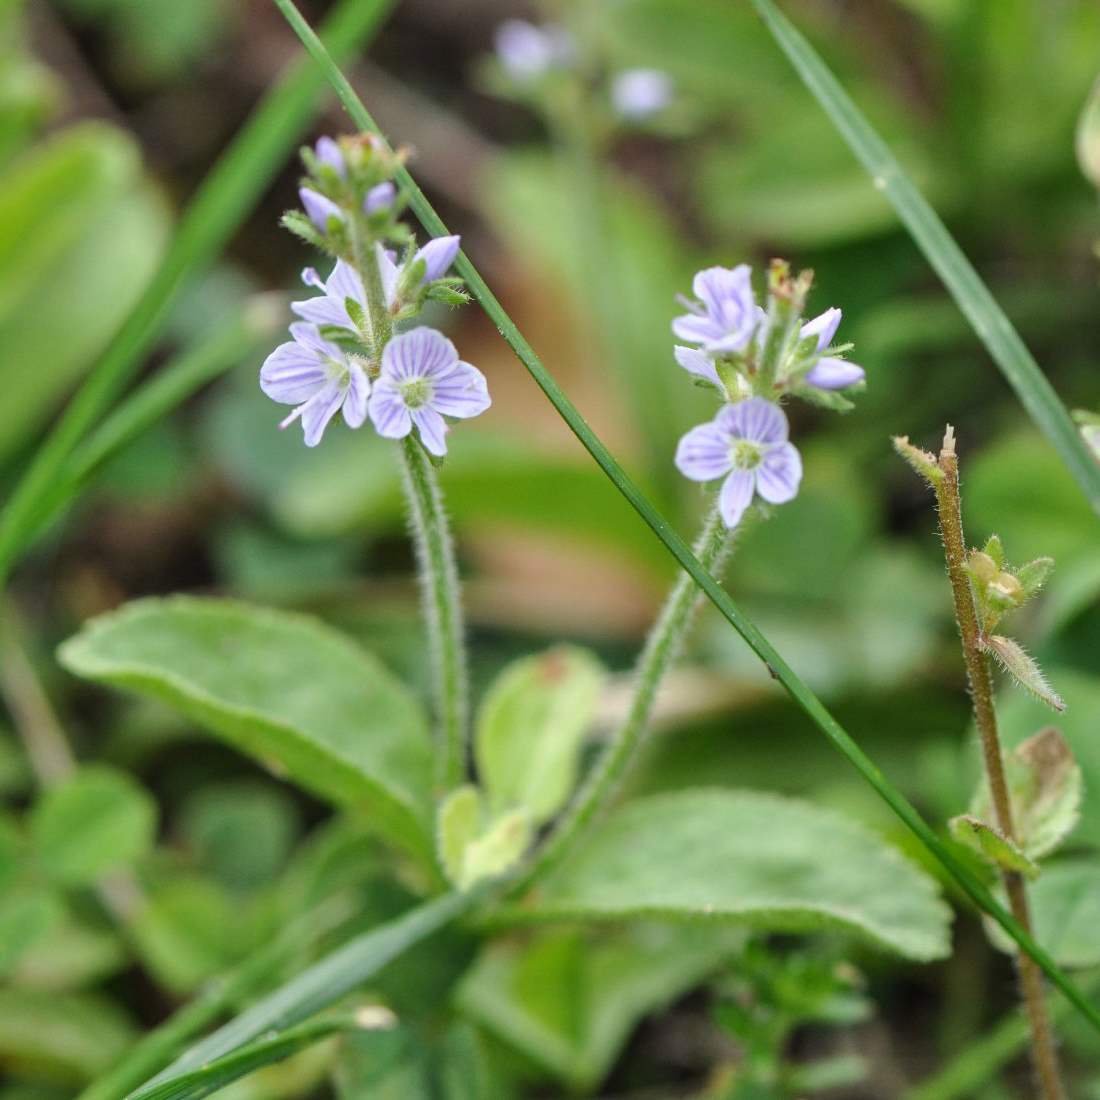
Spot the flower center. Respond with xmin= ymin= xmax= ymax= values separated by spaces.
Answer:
xmin=400 ymin=377 xmax=434 ymax=409
xmin=731 ymin=440 xmax=764 ymax=470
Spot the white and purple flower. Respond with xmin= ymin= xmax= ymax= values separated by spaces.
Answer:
xmin=369 ymin=327 xmax=490 ymax=456
xmin=800 ymin=307 xmax=864 ymax=390
xmin=494 ymin=19 xmax=573 ymax=81
xmin=611 ymin=68 xmax=673 ymax=120
xmin=672 ymin=265 xmax=759 ymax=354
xmin=675 ymin=398 xmax=802 ymax=529
xmin=260 ymin=322 xmax=369 ymax=447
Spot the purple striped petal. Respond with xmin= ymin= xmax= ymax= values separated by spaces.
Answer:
xmin=718 ymin=397 xmax=788 ymax=445
xmin=719 ymin=469 xmax=755 ymax=529
xmin=290 ymin=294 xmax=350 ymax=328
xmin=674 ymin=345 xmax=720 ymax=385
xmin=801 ymin=307 xmax=841 ymax=351
xmin=382 ymin=327 xmax=458 ymax=383
xmin=288 ymin=322 xmax=339 ymax=358
xmin=260 ymin=340 xmax=327 ymax=405
xmin=412 ymin=407 xmax=449 ymax=456
xmin=755 ymin=442 xmax=802 ymax=504
xmin=368 ymin=382 xmax=413 ymax=439
xmin=342 ymin=362 xmax=370 ymax=428
xmin=805 ymin=357 xmax=865 ymax=390
xmin=430 ymin=361 xmax=491 ymax=419
xmin=672 ymin=312 xmax=724 ymax=345
xmin=415 ymin=236 xmax=461 ymax=282
xmin=675 ymin=421 xmax=734 ymax=483
xmin=300 ymin=381 xmax=345 ymax=447
xmin=326 ymin=260 xmax=366 ymax=309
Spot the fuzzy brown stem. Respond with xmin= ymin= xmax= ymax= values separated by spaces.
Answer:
xmin=934 ymin=427 xmax=1064 ymax=1100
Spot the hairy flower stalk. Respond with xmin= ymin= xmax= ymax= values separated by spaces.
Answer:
xmin=910 ymin=427 xmax=1064 ymax=1100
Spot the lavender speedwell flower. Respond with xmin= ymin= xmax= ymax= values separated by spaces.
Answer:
xmin=369 ymin=328 xmax=490 ymax=456
xmin=260 ymin=323 xmax=369 ymax=447
xmin=800 ymin=307 xmax=865 ymax=391
xmin=672 ymin=265 xmax=758 ymax=354
xmin=611 ymin=69 xmax=673 ymax=120
xmin=494 ymin=19 xmax=573 ymax=81
xmin=675 ymin=398 xmax=802 ymax=529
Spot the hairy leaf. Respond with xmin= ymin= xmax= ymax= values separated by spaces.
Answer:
xmin=515 ymin=789 xmax=951 ymax=961
xmin=949 ymin=814 xmax=1038 ymax=879
xmin=981 ymin=635 xmax=1065 ymax=712
xmin=59 ymin=597 xmax=434 ymax=858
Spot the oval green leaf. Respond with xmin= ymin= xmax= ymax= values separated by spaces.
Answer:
xmin=519 ymin=789 xmax=952 ymax=961
xmin=58 ymin=597 xmax=434 ymax=857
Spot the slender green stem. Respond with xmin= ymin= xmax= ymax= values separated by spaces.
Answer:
xmin=515 ymin=502 xmax=734 ymax=892
xmin=0 ymin=0 xmax=395 ymax=587
xmin=398 ymin=435 xmax=468 ymax=792
xmin=932 ymin=428 xmax=1064 ymax=1100
xmin=269 ymin=0 xmax=1100 ymax=1039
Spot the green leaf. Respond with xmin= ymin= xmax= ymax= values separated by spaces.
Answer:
xmin=988 ymin=859 xmax=1100 ymax=968
xmin=0 ymin=122 xmax=168 ymax=465
xmin=949 ymin=815 xmax=1038 ymax=879
xmin=749 ymin=0 xmax=1100 ymax=512
xmin=971 ymin=728 xmax=1081 ymax=861
xmin=1076 ymin=75 xmax=1100 ymax=189
xmin=516 ymin=789 xmax=951 ymax=961
xmin=29 ymin=765 xmax=156 ymax=885
xmin=0 ymin=886 xmax=65 ymax=977
xmin=58 ymin=597 xmax=434 ymax=858
xmin=0 ymin=988 xmax=136 ymax=1083
xmin=437 ymin=785 xmax=482 ymax=889
xmin=437 ymin=787 xmax=532 ymax=891
xmin=457 ymin=923 xmax=738 ymax=1091
xmin=980 ymin=634 xmax=1065 ymax=713
xmin=475 ymin=647 xmax=605 ymax=825
xmin=10 ymin=914 xmax=127 ymax=991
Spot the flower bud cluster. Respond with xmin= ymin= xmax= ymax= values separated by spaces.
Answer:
xmin=965 ymin=534 xmax=1053 ymax=634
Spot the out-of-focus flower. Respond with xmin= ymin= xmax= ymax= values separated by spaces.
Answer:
xmin=260 ymin=322 xmax=369 ymax=447
xmin=800 ymin=307 xmax=865 ymax=390
xmin=365 ymin=181 xmax=396 ymax=215
xmin=494 ymin=19 xmax=573 ymax=81
xmin=369 ymin=327 xmax=490 ymax=455
xmin=314 ymin=136 xmax=346 ymax=176
xmin=299 ymin=187 xmax=343 ymax=231
xmin=611 ymin=68 xmax=673 ymax=119
xmin=672 ymin=265 xmax=759 ymax=354
xmin=675 ymin=398 xmax=802 ymax=528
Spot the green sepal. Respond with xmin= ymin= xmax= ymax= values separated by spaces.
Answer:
xmin=980 ymin=634 xmax=1065 ymax=713
xmin=892 ymin=436 xmax=943 ymax=485
xmin=1017 ymin=557 xmax=1054 ymax=600
xmin=344 ymin=296 xmax=370 ymax=337
xmin=982 ymin=534 xmax=1006 ymax=570
xmin=280 ymin=210 xmax=329 ymax=252
xmin=794 ymin=383 xmax=856 ymax=412
xmin=949 ymin=814 xmax=1039 ymax=879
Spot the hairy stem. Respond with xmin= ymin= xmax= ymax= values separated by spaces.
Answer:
xmin=398 ymin=436 xmax=468 ymax=791
xmin=934 ymin=427 xmax=1064 ymax=1100
xmin=514 ymin=502 xmax=737 ymax=893
xmin=354 ymin=228 xmax=467 ymax=792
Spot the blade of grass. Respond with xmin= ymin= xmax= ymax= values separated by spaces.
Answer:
xmin=128 ymin=1014 xmax=357 ymax=1100
xmin=137 ymin=890 xmax=472 ymax=1096
xmin=749 ymin=0 xmax=1100 ymax=515
xmin=24 ymin=297 xmax=279 ymax=556
xmin=270 ymin=0 xmax=1100 ymax=1036
xmin=0 ymin=0 xmax=395 ymax=586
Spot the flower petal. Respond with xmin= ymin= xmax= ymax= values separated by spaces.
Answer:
xmin=805 ymin=357 xmax=865 ymax=390
xmin=718 ymin=397 xmax=788 ymax=445
xmin=368 ymin=381 xmax=413 ymax=440
xmin=300 ymin=187 xmax=343 ymax=231
xmin=290 ymin=294 xmax=351 ymax=328
xmin=415 ymin=236 xmax=461 ymax=283
xmin=675 ymin=421 xmax=733 ymax=483
xmin=300 ymin=381 xmax=345 ymax=447
xmin=342 ymin=362 xmax=370 ymax=429
xmin=755 ymin=442 xmax=802 ymax=505
xmin=693 ymin=265 xmax=755 ymax=336
xmin=412 ymin=407 xmax=449 ymax=456
xmin=430 ymin=360 xmax=491 ymax=419
xmin=260 ymin=340 xmax=327 ymax=405
xmin=288 ymin=322 xmax=338 ymax=357
xmin=801 ymin=307 xmax=842 ymax=351
xmin=382 ymin=327 xmax=458 ymax=382
xmin=673 ymin=345 xmax=720 ymax=385
xmin=325 ymin=259 xmax=366 ymax=310
xmin=719 ymin=469 xmax=755 ymax=529
xmin=671 ymin=312 xmax=723 ymax=346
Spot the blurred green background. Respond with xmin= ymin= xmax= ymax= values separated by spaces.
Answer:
xmin=1 ymin=0 xmax=1099 ymax=1096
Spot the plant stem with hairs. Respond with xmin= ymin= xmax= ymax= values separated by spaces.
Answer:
xmin=917 ymin=426 xmax=1064 ymax=1100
